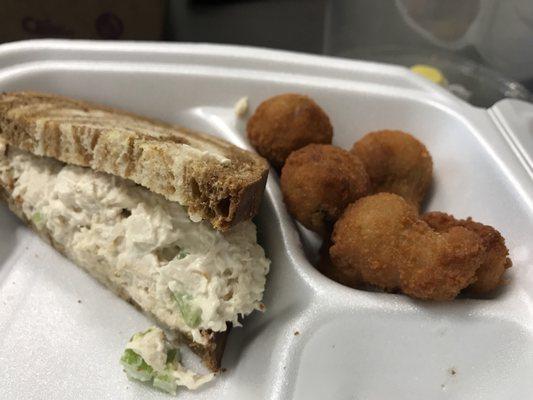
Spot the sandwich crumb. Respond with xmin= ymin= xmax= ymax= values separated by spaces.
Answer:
xmin=234 ymin=96 xmax=249 ymax=118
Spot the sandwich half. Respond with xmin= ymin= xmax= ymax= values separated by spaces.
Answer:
xmin=0 ymin=91 xmax=269 ymax=231
xmin=0 ymin=92 xmax=271 ymax=371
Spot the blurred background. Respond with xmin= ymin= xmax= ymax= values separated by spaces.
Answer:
xmin=1 ymin=0 xmax=532 ymax=107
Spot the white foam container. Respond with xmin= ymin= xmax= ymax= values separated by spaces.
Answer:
xmin=0 ymin=40 xmax=532 ymax=400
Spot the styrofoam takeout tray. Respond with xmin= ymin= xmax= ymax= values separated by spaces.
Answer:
xmin=0 ymin=40 xmax=532 ymax=400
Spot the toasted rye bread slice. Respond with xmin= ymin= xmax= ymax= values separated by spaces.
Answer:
xmin=0 ymin=91 xmax=268 ymax=231
xmin=0 ymin=158 xmax=228 ymax=371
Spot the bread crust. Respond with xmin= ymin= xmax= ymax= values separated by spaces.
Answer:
xmin=0 ymin=91 xmax=268 ymax=230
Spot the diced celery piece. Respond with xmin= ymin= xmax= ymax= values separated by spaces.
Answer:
xmin=129 ymin=326 xmax=155 ymax=342
xmin=120 ymin=349 xmax=154 ymax=382
xmin=32 ymin=212 xmax=45 ymax=227
xmin=166 ymin=348 xmax=179 ymax=364
xmin=153 ymin=370 xmax=179 ymax=395
xmin=172 ymin=291 xmax=202 ymax=328
xmin=177 ymin=249 xmax=189 ymax=260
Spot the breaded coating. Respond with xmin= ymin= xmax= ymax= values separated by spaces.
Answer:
xmin=247 ymin=93 xmax=333 ymax=169
xmin=281 ymin=144 xmax=370 ymax=236
xmin=423 ymin=212 xmax=512 ymax=295
xmin=317 ymin=240 xmax=362 ymax=287
xmin=330 ymin=193 xmax=485 ymax=300
xmin=351 ymin=130 xmax=433 ymax=209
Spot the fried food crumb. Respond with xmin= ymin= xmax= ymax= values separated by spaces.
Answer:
xmin=234 ymin=96 xmax=249 ymax=118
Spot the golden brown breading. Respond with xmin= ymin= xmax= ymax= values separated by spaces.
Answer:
xmin=329 ymin=193 xmax=485 ymax=300
xmin=317 ymin=240 xmax=362 ymax=287
xmin=423 ymin=212 xmax=512 ymax=295
xmin=280 ymin=144 xmax=370 ymax=236
xmin=351 ymin=130 xmax=433 ymax=209
xmin=247 ymin=93 xmax=333 ymax=169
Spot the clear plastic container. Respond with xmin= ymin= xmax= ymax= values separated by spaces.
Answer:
xmin=324 ymin=0 xmax=533 ymax=107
